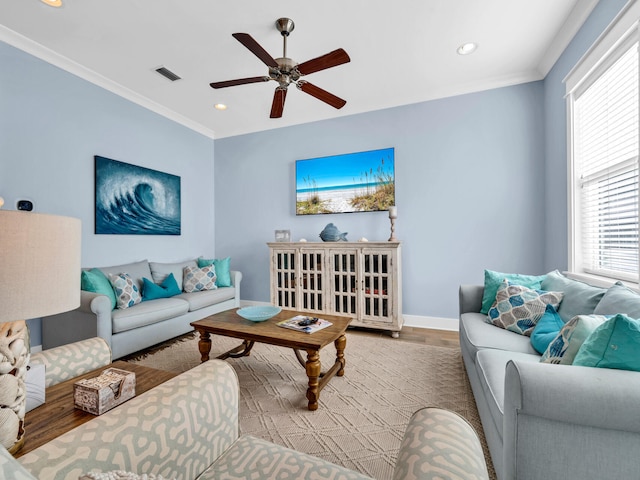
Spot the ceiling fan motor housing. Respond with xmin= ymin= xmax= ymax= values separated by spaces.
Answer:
xmin=270 ymin=57 xmax=300 ymax=87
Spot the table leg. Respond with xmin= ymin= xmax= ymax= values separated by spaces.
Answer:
xmin=305 ymin=349 xmax=321 ymax=411
xmin=335 ymin=334 xmax=346 ymax=377
xmin=197 ymin=330 xmax=212 ymax=362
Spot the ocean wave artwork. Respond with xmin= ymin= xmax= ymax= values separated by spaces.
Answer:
xmin=95 ymin=156 xmax=181 ymax=235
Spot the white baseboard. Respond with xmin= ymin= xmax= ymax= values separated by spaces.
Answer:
xmin=240 ymin=301 xmax=459 ymax=332
xmin=31 ymin=345 xmax=42 ymax=353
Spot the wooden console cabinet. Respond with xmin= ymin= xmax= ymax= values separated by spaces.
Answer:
xmin=268 ymin=242 xmax=403 ymax=336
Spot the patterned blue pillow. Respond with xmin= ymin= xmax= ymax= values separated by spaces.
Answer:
xmin=540 ymin=314 xmax=609 ymax=364
xmin=487 ymin=280 xmax=563 ymax=336
xmin=108 ymin=273 xmax=142 ymax=309
xmin=183 ymin=265 xmax=217 ymax=293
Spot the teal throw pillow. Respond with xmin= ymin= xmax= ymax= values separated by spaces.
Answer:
xmin=480 ymin=269 xmax=546 ymax=315
xmin=594 ymin=282 xmax=640 ymax=318
xmin=487 ymin=280 xmax=563 ymax=336
xmin=142 ymin=273 xmax=181 ymax=301
xmin=573 ymin=314 xmax=640 ymax=371
xmin=540 ymin=314 xmax=608 ymax=364
xmin=541 ymin=270 xmax=606 ymax=323
xmin=81 ymin=268 xmax=117 ymax=310
xmin=198 ymin=256 xmax=232 ymax=287
xmin=530 ymin=304 xmax=565 ymax=354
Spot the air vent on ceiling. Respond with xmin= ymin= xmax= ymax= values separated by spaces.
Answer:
xmin=155 ymin=66 xmax=181 ymax=81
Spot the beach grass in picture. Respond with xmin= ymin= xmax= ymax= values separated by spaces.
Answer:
xmin=95 ymin=156 xmax=181 ymax=235
xmin=295 ymin=147 xmax=395 ymax=215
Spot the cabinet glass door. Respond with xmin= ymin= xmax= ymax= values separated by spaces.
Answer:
xmin=330 ymin=250 xmax=358 ymax=316
xmin=361 ymin=249 xmax=392 ymax=323
xmin=273 ymin=250 xmax=296 ymax=308
xmin=299 ymin=250 xmax=324 ymax=312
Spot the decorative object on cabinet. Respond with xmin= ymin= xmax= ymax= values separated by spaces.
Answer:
xmin=388 ymin=206 xmax=398 ymax=242
xmin=268 ymin=242 xmax=403 ymax=337
xmin=296 ymin=147 xmax=395 ymax=215
xmin=274 ymin=230 xmax=291 ymax=242
xmin=319 ymin=223 xmax=348 ymax=242
xmin=94 ymin=156 xmax=181 ymax=236
xmin=0 ymin=210 xmax=81 ymax=454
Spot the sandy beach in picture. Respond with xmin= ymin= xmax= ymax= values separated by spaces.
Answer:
xmin=297 ymin=186 xmax=368 ymax=213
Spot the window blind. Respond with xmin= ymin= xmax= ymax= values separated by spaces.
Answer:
xmin=574 ymin=41 xmax=639 ymax=280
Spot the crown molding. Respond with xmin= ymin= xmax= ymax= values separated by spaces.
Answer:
xmin=0 ymin=25 xmax=217 ymax=140
xmin=536 ymin=0 xmax=600 ymax=76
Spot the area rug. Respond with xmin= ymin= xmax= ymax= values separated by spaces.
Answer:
xmin=123 ymin=331 xmax=496 ymax=480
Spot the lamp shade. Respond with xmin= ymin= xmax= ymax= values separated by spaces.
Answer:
xmin=0 ymin=211 xmax=81 ymax=322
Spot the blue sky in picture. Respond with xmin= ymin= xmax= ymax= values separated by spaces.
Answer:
xmin=295 ymin=147 xmax=394 ymax=192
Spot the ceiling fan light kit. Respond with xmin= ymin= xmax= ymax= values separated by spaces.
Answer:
xmin=210 ymin=17 xmax=350 ymax=119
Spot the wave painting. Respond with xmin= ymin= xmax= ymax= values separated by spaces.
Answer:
xmin=95 ymin=156 xmax=181 ymax=235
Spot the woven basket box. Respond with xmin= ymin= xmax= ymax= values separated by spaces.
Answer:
xmin=74 ymin=368 xmax=136 ymax=415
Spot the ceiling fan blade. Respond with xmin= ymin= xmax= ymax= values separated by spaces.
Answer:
xmin=297 ymin=81 xmax=346 ymax=109
xmin=210 ymin=76 xmax=270 ymax=89
xmin=270 ymin=87 xmax=287 ymax=118
xmin=296 ymin=48 xmax=350 ymax=75
xmin=232 ymin=33 xmax=279 ymax=68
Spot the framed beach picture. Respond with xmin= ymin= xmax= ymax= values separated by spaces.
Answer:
xmin=94 ymin=156 xmax=181 ymax=235
xmin=295 ymin=147 xmax=395 ymax=215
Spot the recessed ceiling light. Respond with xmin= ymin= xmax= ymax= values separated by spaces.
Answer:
xmin=457 ymin=42 xmax=478 ymax=55
xmin=214 ymin=104 xmax=227 ymax=111
xmin=40 ymin=0 xmax=62 ymax=7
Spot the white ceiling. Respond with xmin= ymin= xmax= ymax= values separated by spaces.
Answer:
xmin=0 ymin=0 xmax=598 ymax=139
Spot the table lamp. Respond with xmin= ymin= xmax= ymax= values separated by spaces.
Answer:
xmin=0 ymin=210 xmax=81 ymax=454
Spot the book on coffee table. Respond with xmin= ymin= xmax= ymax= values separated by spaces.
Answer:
xmin=277 ymin=315 xmax=332 ymax=334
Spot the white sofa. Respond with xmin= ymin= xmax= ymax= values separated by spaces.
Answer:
xmin=42 ymin=259 xmax=242 ymax=359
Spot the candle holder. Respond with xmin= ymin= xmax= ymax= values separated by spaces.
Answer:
xmin=388 ymin=206 xmax=398 ymax=242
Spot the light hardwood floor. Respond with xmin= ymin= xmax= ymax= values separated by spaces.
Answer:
xmin=351 ymin=326 xmax=459 ymax=348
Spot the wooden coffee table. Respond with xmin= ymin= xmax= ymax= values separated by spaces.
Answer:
xmin=191 ymin=309 xmax=352 ymax=411
xmin=16 ymin=361 xmax=176 ymax=458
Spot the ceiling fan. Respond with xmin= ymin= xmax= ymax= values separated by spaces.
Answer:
xmin=210 ymin=18 xmax=350 ymax=118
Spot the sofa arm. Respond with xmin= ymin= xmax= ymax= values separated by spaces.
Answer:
xmin=30 ymin=337 xmax=112 ymax=387
xmin=459 ymin=284 xmax=484 ymax=315
xmin=18 ymin=360 xmax=240 ymax=479
xmin=503 ymin=360 xmax=640 ymax=480
xmin=393 ymin=407 xmax=489 ymax=480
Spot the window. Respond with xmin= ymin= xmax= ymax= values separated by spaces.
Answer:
xmin=567 ymin=12 xmax=640 ymax=284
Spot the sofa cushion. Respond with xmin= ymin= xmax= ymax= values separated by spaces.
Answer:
xmin=530 ymin=305 xmax=565 ymax=354
xmin=149 ymin=260 xmax=197 ymax=291
xmin=540 ymin=314 xmax=608 ymax=365
xmin=176 ymin=287 xmax=236 ymax=312
xmin=142 ymin=273 xmax=181 ymax=301
xmin=108 ymin=273 xmax=142 ymax=309
xmin=594 ymin=282 xmax=640 ymax=318
xmin=475 ymin=349 xmax=541 ymax=442
xmin=81 ymin=268 xmax=117 ymax=310
xmin=460 ymin=312 xmax=538 ymax=357
xmin=573 ymin=314 xmax=640 ymax=371
xmin=183 ymin=265 xmax=217 ymax=292
xmin=201 ymin=434 xmax=373 ymax=480
xmin=480 ymin=269 xmax=546 ymax=315
xmin=111 ymin=298 xmax=189 ymax=333
xmin=541 ymin=270 xmax=606 ymax=323
xmin=487 ymin=280 xmax=563 ymax=336
xmin=198 ymin=257 xmax=232 ymax=287
xmin=99 ymin=260 xmax=152 ymax=293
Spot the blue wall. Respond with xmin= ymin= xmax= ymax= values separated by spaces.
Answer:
xmin=215 ymin=81 xmax=546 ymax=322
xmin=1 ymin=41 xmax=216 ymax=346
xmin=543 ymin=0 xmax=629 ymax=271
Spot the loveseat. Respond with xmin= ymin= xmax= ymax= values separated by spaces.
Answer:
xmin=41 ymin=258 xmax=242 ymax=359
xmin=460 ymin=270 xmax=640 ymax=480
xmin=4 ymin=348 xmax=490 ymax=480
